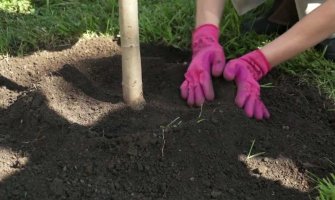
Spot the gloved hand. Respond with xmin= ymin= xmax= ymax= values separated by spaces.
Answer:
xmin=180 ymin=24 xmax=226 ymax=106
xmin=224 ymin=49 xmax=271 ymax=120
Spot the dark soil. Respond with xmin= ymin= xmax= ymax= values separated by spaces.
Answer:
xmin=0 ymin=37 xmax=334 ymax=200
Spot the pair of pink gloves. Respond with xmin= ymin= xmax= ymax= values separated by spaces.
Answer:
xmin=180 ymin=24 xmax=271 ymax=120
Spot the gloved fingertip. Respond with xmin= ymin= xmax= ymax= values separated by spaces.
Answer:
xmin=195 ymin=85 xmax=205 ymax=106
xmin=235 ymin=93 xmax=248 ymax=108
xmin=245 ymin=96 xmax=256 ymax=118
xmin=199 ymin=73 xmax=215 ymax=100
xmin=255 ymin=116 xmax=263 ymax=121
xmin=260 ymin=102 xmax=270 ymax=119
xmin=195 ymin=99 xmax=205 ymax=107
xmin=254 ymin=101 xmax=264 ymax=120
xmin=264 ymin=106 xmax=271 ymax=119
xmin=187 ymin=88 xmax=195 ymax=106
xmin=212 ymin=52 xmax=226 ymax=77
xmin=187 ymin=98 xmax=195 ymax=107
xmin=180 ymin=81 xmax=189 ymax=99
xmin=204 ymin=87 xmax=215 ymax=101
xmin=223 ymin=61 xmax=237 ymax=81
xmin=235 ymin=98 xmax=244 ymax=108
xmin=212 ymin=62 xmax=225 ymax=77
xmin=245 ymin=111 xmax=254 ymax=118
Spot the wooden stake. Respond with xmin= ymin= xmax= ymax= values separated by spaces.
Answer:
xmin=119 ymin=0 xmax=145 ymax=110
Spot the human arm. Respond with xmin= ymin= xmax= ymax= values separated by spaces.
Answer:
xmin=224 ymin=0 xmax=335 ymax=119
xmin=180 ymin=0 xmax=226 ymax=106
xmin=262 ymin=0 xmax=335 ymax=67
xmin=195 ymin=0 xmax=225 ymax=27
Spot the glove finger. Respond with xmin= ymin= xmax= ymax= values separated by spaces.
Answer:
xmin=212 ymin=50 xmax=226 ymax=77
xmin=254 ymin=100 xmax=264 ymax=120
xmin=199 ymin=72 xmax=215 ymax=101
xmin=244 ymin=95 xmax=256 ymax=118
xmin=235 ymin=82 xmax=249 ymax=108
xmin=195 ymin=84 xmax=205 ymax=106
xmin=261 ymin=101 xmax=270 ymax=119
xmin=187 ymin=84 xmax=195 ymax=106
xmin=180 ymin=80 xmax=189 ymax=99
xmin=223 ymin=60 xmax=238 ymax=81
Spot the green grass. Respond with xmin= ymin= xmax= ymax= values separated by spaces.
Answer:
xmin=0 ymin=0 xmax=334 ymax=102
xmin=316 ymin=173 xmax=335 ymax=200
xmin=0 ymin=0 xmax=118 ymax=55
xmin=281 ymin=50 xmax=335 ymax=102
xmin=0 ymin=0 xmax=265 ymax=54
xmin=310 ymin=160 xmax=335 ymax=200
xmin=246 ymin=139 xmax=265 ymax=160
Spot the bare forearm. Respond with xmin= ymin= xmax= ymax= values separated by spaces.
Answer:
xmin=196 ymin=0 xmax=225 ymax=27
xmin=261 ymin=0 xmax=335 ymax=67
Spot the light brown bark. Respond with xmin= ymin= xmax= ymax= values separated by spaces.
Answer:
xmin=119 ymin=0 xmax=145 ymax=110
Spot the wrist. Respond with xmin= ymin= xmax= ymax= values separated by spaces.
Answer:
xmin=192 ymin=24 xmax=220 ymax=55
xmin=193 ymin=24 xmax=220 ymax=42
xmin=242 ymin=49 xmax=271 ymax=80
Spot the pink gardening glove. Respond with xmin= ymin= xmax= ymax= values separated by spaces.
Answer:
xmin=180 ymin=24 xmax=226 ymax=106
xmin=224 ymin=50 xmax=271 ymax=120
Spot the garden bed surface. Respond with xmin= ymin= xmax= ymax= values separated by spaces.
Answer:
xmin=0 ymin=37 xmax=334 ymax=200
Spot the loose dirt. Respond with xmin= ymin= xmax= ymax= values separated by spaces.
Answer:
xmin=0 ymin=37 xmax=334 ymax=200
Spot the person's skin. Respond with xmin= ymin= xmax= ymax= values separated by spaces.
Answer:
xmin=261 ymin=0 xmax=335 ymax=67
xmin=196 ymin=0 xmax=335 ymax=67
xmin=190 ymin=0 xmax=335 ymax=118
xmin=196 ymin=0 xmax=225 ymax=28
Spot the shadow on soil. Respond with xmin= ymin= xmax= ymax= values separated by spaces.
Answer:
xmin=0 ymin=75 xmax=28 ymax=92
xmin=0 ymin=46 xmax=334 ymax=200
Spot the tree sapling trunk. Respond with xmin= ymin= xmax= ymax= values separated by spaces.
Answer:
xmin=119 ymin=0 xmax=145 ymax=110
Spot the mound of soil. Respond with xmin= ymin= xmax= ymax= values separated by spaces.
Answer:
xmin=0 ymin=37 xmax=334 ymax=200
